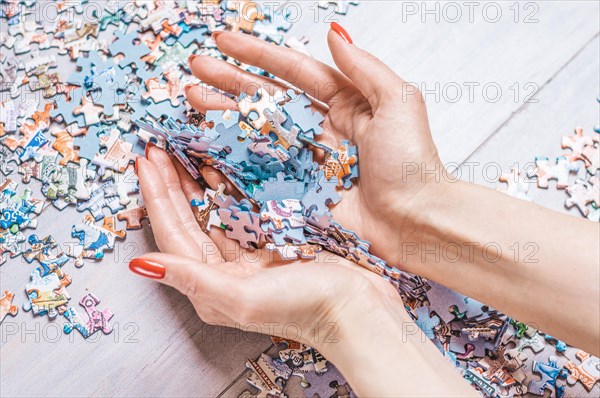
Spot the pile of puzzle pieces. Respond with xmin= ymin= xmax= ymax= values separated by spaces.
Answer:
xmin=1 ymin=1 xmax=598 ymax=397
xmin=495 ymin=112 xmax=599 ymax=221
xmin=1 ymin=0 xmax=343 ymax=340
xmin=144 ymin=73 xmax=599 ymax=398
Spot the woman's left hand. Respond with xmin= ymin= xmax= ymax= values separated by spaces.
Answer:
xmin=131 ymin=147 xmax=400 ymax=348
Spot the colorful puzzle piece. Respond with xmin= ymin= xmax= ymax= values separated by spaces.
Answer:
xmin=0 ymin=290 xmax=18 ymax=323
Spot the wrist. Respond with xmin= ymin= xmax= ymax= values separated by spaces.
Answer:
xmin=384 ymin=176 xmax=467 ymax=269
xmin=317 ymin=280 xmax=476 ymax=397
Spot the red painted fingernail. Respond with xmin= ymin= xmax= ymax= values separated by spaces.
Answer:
xmin=184 ymin=83 xmax=195 ymax=96
xmin=188 ymin=54 xmax=197 ymax=65
xmin=145 ymin=141 xmax=157 ymax=159
xmin=129 ymin=258 xmax=166 ymax=280
xmin=212 ymin=31 xmax=223 ymax=41
xmin=330 ymin=22 xmax=352 ymax=44
xmin=135 ymin=156 xmax=141 ymax=174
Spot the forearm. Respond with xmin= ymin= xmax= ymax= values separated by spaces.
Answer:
xmin=394 ymin=180 xmax=600 ymax=355
xmin=317 ymin=292 xmax=477 ymax=397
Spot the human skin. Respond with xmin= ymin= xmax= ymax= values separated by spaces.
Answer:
xmin=130 ymin=23 xmax=599 ymax=396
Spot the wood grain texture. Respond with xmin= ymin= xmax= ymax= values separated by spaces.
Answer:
xmin=1 ymin=1 xmax=599 ymax=397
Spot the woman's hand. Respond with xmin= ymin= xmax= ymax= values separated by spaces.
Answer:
xmin=132 ymin=147 xmax=400 ymax=349
xmin=185 ymin=25 xmax=446 ymax=269
xmin=130 ymin=148 xmax=475 ymax=398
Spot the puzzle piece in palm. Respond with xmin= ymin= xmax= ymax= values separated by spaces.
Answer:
xmin=564 ymin=350 xmax=599 ymax=391
xmin=254 ymin=172 xmax=306 ymax=202
xmin=239 ymin=88 xmax=285 ymax=130
xmin=263 ymin=108 xmax=302 ymax=149
xmin=23 ymin=268 xmax=72 ymax=318
xmin=214 ymin=122 xmax=253 ymax=164
xmin=68 ymin=215 xmax=126 ymax=267
xmin=322 ymin=140 xmax=358 ymax=189
xmin=260 ymin=199 xmax=305 ymax=231
xmin=497 ymin=166 xmax=532 ymax=201
xmin=282 ymin=90 xmax=323 ymax=136
xmin=527 ymin=156 xmax=579 ymax=189
xmin=248 ymin=135 xmax=290 ymax=162
xmin=22 ymin=234 xmax=69 ymax=277
xmin=0 ymin=229 xmax=26 ymax=265
xmin=0 ymin=290 xmax=18 ymax=323
xmin=191 ymin=184 xmax=228 ymax=232
xmin=218 ymin=206 xmax=264 ymax=248
xmin=302 ymin=171 xmax=341 ymax=215
xmin=565 ymin=176 xmax=599 ymax=217
xmin=265 ymin=242 xmax=320 ymax=260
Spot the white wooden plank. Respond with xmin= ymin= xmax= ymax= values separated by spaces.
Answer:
xmin=291 ymin=1 xmax=599 ymax=164
xmin=458 ymin=35 xmax=599 ymax=217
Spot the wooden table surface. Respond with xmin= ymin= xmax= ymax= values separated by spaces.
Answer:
xmin=1 ymin=1 xmax=599 ymax=397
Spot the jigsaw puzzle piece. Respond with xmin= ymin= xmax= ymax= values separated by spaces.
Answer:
xmin=564 ymin=350 xmax=599 ymax=391
xmin=0 ymin=290 xmax=18 ymax=323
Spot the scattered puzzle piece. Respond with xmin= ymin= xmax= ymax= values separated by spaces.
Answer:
xmin=0 ymin=290 xmax=18 ymax=323
xmin=564 ymin=351 xmax=600 ymax=391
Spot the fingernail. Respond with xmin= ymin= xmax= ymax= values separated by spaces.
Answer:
xmin=129 ymin=258 xmax=166 ymax=280
xmin=212 ymin=31 xmax=223 ymax=41
xmin=145 ymin=141 xmax=156 ymax=159
xmin=184 ymin=83 xmax=195 ymax=96
xmin=188 ymin=54 xmax=197 ymax=65
xmin=330 ymin=22 xmax=352 ymax=44
xmin=135 ymin=156 xmax=141 ymax=174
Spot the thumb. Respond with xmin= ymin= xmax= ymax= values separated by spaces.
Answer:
xmin=327 ymin=22 xmax=405 ymax=109
xmin=128 ymin=252 xmax=231 ymax=298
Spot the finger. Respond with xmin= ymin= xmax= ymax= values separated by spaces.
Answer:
xmin=327 ymin=23 xmax=405 ymax=110
xmin=190 ymin=55 xmax=287 ymax=97
xmin=128 ymin=253 xmax=239 ymax=314
xmin=136 ymin=157 xmax=205 ymax=258
xmin=171 ymin=159 xmax=242 ymax=262
xmin=214 ymin=31 xmax=351 ymax=104
xmin=146 ymin=146 xmax=223 ymax=263
xmin=186 ymin=84 xmax=238 ymax=113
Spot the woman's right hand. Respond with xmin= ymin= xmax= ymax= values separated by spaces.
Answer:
xmin=185 ymin=25 xmax=449 ymax=270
